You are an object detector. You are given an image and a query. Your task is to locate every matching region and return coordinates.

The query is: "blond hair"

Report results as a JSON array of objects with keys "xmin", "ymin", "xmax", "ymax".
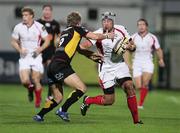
[
  {"xmin": 21, "ymin": 7, "xmax": 35, "ymax": 18},
  {"xmin": 67, "ymin": 12, "xmax": 81, "ymax": 26}
]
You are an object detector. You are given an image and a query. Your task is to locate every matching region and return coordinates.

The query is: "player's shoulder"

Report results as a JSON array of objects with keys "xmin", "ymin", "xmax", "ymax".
[
  {"xmin": 15, "ymin": 22, "xmax": 24, "ymax": 27},
  {"xmin": 34, "ymin": 21, "xmax": 44, "ymax": 27},
  {"xmin": 52, "ymin": 19, "xmax": 59, "ymax": 25},
  {"xmin": 114, "ymin": 25, "xmax": 126, "ymax": 30},
  {"xmin": 36, "ymin": 18, "xmax": 44, "ymax": 24},
  {"xmin": 13, "ymin": 22, "xmax": 24, "ymax": 30},
  {"xmin": 148, "ymin": 32, "xmax": 157, "ymax": 38},
  {"xmin": 34, "ymin": 21, "xmax": 47, "ymax": 32},
  {"xmin": 131, "ymin": 32, "xmax": 138, "ymax": 38}
]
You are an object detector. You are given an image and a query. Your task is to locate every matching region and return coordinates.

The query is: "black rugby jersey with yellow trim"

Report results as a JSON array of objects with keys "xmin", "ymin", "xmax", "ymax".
[
  {"xmin": 37, "ymin": 19, "xmax": 60, "ymax": 50},
  {"xmin": 54, "ymin": 26, "xmax": 88, "ymax": 64}
]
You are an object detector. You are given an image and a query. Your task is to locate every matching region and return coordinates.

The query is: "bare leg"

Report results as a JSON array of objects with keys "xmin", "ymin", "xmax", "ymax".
[
  {"xmin": 31, "ymin": 70, "xmax": 43, "ymax": 107},
  {"xmin": 60, "ymin": 73, "xmax": 86, "ymax": 112}
]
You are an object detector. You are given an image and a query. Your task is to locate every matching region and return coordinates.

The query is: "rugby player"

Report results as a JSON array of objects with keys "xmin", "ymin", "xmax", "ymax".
[
  {"xmin": 131, "ymin": 19, "xmax": 165, "ymax": 109},
  {"xmin": 80, "ymin": 12, "xmax": 143, "ymax": 124},
  {"xmin": 33, "ymin": 11, "xmax": 114, "ymax": 122},
  {"xmin": 11, "ymin": 7, "xmax": 50, "ymax": 107},
  {"xmin": 37, "ymin": 4, "xmax": 60, "ymax": 97}
]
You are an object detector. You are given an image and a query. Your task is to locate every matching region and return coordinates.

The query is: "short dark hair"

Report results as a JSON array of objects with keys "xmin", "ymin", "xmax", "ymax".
[
  {"xmin": 67, "ymin": 12, "xmax": 81, "ymax": 26},
  {"xmin": 21, "ymin": 7, "xmax": 34, "ymax": 18},
  {"xmin": 42, "ymin": 4, "xmax": 53, "ymax": 10},
  {"xmin": 137, "ymin": 18, "xmax": 148, "ymax": 26}
]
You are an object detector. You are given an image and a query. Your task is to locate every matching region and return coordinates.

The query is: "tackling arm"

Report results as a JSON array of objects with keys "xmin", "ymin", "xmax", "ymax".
[
  {"xmin": 86, "ymin": 31, "xmax": 114, "ymax": 40},
  {"xmin": 77, "ymin": 40, "xmax": 103, "ymax": 64}
]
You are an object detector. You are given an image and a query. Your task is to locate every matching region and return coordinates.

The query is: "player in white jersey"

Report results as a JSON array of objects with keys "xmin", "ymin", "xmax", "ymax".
[
  {"xmin": 131, "ymin": 18, "xmax": 165, "ymax": 109},
  {"xmin": 80, "ymin": 12, "xmax": 143, "ymax": 124},
  {"xmin": 11, "ymin": 7, "xmax": 50, "ymax": 107}
]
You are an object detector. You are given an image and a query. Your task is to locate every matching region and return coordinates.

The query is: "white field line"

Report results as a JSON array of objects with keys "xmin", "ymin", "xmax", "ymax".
[{"xmin": 167, "ymin": 96, "xmax": 180, "ymax": 104}]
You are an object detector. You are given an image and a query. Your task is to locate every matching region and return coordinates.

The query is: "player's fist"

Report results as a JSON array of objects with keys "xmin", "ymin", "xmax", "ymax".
[
  {"xmin": 159, "ymin": 59, "xmax": 165, "ymax": 67},
  {"xmin": 20, "ymin": 48, "xmax": 28, "ymax": 57},
  {"xmin": 105, "ymin": 32, "xmax": 115, "ymax": 39}
]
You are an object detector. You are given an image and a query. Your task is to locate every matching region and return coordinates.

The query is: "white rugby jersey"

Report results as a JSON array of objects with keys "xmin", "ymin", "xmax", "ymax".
[
  {"xmin": 12, "ymin": 21, "xmax": 48, "ymax": 57},
  {"xmin": 131, "ymin": 32, "xmax": 160, "ymax": 61},
  {"xmin": 90, "ymin": 25, "xmax": 131, "ymax": 71}
]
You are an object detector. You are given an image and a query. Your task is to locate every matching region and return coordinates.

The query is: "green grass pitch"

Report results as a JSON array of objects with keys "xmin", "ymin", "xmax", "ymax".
[{"xmin": 0, "ymin": 84, "xmax": 180, "ymax": 133}]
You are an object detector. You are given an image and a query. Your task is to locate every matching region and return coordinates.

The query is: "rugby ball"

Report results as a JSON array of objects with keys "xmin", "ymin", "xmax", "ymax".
[{"xmin": 111, "ymin": 37, "xmax": 128, "ymax": 63}]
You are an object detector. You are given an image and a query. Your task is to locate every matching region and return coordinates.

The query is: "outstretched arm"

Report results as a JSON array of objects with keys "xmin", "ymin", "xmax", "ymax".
[
  {"xmin": 85, "ymin": 31, "xmax": 114, "ymax": 40},
  {"xmin": 77, "ymin": 41, "xmax": 103, "ymax": 64}
]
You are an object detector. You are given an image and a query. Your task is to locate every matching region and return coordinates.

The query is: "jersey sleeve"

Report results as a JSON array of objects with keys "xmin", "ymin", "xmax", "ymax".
[
  {"xmin": 76, "ymin": 26, "xmax": 89, "ymax": 37},
  {"xmin": 55, "ymin": 22, "xmax": 60, "ymax": 34},
  {"xmin": 152, "ymin": 35, "xmax": 160, "ymax": 49},
  {"xmin": 12, "ymin": 25, "xmax": 19, "ymax": 40},
  {"xmin": 40, "ymin": 25, "xmax": 48, "ymax": 38}
]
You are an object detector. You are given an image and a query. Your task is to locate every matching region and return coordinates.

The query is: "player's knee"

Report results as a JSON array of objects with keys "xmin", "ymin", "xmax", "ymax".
[
  {"xmin": 123, "ymin": 81, "xmax": 135, "ymax": 96},
  {"xmin": 142, "ymin": 83, "xmax": 149, "ymax": 88},
  {"xmin": 32, "ymin": 77, "xmax": 39, "ymax": 83},
  {"xmin": 21, "ymin": 79, "xmax": 30, "ymax": 86},
  {"xmin": 77, "ymin": 85, "xmax": 87, "ymax": 93},
  {"xmin": 104, "ymin": 96, "xmax": 115, "ymax": 105},
  {"xmin": 136, "ymin": 84, "xmax": 141, "ymax": 89}
]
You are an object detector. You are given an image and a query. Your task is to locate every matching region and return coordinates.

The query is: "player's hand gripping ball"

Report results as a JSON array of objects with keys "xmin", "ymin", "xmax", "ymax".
[{"xmin": 111, "ymin": 37, "xmax": 129, "ymax": 63}]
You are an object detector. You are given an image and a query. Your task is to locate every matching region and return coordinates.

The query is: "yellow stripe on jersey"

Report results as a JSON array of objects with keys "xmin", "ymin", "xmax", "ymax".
[{"xmin": 65, "ymin": 31, "xmax": 81, "ymax": 58}]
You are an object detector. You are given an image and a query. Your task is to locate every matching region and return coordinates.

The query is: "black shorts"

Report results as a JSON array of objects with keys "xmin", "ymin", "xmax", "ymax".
[
  {"xmin": 102, "ymin": 77, "xmax": 132, "ymax": 95},
  {"xmin": 116, "ymin": 77, "xmax": 132, "ymax": 87},
  {"xmin": 47, "ymin": 60, "xmax": 75, "ymax": 85},
  {"xmin": 42, "ymin": 46, "xmax": 55, "ymax": 63}
]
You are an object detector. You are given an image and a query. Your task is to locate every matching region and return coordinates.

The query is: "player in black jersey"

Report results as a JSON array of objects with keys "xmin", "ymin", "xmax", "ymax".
[
  {"xmin": 37, "ymin": 4, "xmax": 60, "ymax": 97},
  {"xmin": 33, "ymin": 11, "xmax": 114, "ymax": 122}
]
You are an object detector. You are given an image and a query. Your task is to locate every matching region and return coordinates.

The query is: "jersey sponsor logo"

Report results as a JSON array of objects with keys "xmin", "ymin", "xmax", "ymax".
[
  {"xmin": 45, "ymin": 23, "xmax": 51, "ymax": 27},
  {"xmin": 55, "ymin": 72, "xmax": 64, "ymax": 80}
]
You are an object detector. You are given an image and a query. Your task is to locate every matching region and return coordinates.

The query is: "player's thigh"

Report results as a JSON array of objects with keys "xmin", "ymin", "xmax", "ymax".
[
  {"xmin": 133, "ymin": 61, "xmax": 142, "ymax": 78},
  {"xmin": 142, "ymin": 72, "xmax": 153, "ymax": 86},
  {"xmin": 31, "ymin": 70, "xmax": 42, "ymax": 83},
  {"xmin": 134, "ymin": 76, "xmax": 142, "ymax": 89},
  {"xmin": 64, "ymin": 73, "xmax": 87, "ymax": 93},
  {"xmin": 19, "ymin": 69, "xmax": 31, "ymax": 83}
]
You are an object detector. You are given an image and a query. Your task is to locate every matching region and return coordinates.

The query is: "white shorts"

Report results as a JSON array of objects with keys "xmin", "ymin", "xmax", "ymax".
[
  {"xmin": 99, "ymin": 62, "xmax": 131, "ymax": 89},
  {"xmin": 19, "ymin": 55, "xmax": 44, "ymax": 73},
  {"xmin": 133, "ymin": 60, "xmax": 154, "ymax": 77}
]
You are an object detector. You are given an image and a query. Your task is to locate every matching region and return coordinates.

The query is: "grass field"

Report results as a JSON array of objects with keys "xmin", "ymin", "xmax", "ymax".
[{"xmin": 0, "ymin": 84, "xmax": 180, "ymax": 133}]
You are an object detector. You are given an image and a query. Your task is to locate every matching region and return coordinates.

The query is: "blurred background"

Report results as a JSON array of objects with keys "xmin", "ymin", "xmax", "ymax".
[{"xmin": 0, "ymin": 0, "xmax": 180, "ymax": 90}]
